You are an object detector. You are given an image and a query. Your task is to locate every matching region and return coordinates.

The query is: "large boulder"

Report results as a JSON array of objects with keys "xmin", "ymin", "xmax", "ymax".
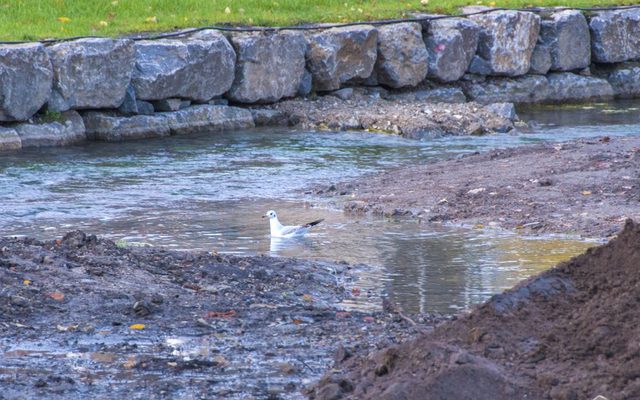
[
  {"xmin": 545, "ymin": 73, "xmax": 614, "ymax": 102},
  {"xmin": 590, "ymin": 9, "xmax": 640, "ymax": 63},
  {"xmin": 469, "ymin": 11, "xmax": 540, "ymax": 76},
  {"xmin": 307, "ymin": 25, "xmax": 378, "ymax": 91},
  {"xmin": 461, "ymin": 75, "xmax": 550, "ymax": 103},
  {"xmin": 539, "ymin": 10, "xmax": 590, "ymax": 71},
  {"xmin": 0, "ymin": 43, "xmax": 52, "ymax": 122},
  {"xmin": 374, "ymin": 23, "xmax": 428, "ymax": 88},
  {"xmin": 227, "ymin": 31, "xmax": 307, "ymax": 103},
  {"xmin": 160, "ymin": 105, "xmax": 255, "ymax": 135},
  {"xmin": 425, "ymin": 18, "xmax": 479, "ymax": 82},
  {"xmin": 15, "ymin": 111, "xmax": 86, "ymax": 148},
  {"xmin": 47, "ymin": 38, "xmax": 135, "ymax": 112},
  {"xmin": 82, "ymin": 112, "xmax": 171, "ymax": 141},
  {"xmin": 0, "ymin": 127, "xmax": 21, "ymax": 151},
  {"xmin": 132, "ymin": 31, "xmax": 236, "ymax": 102}
]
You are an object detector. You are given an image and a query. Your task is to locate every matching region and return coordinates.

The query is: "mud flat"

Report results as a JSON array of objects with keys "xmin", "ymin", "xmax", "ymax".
[
  {"xmin": 318, "ymin": 136, "xmax": 640, "ymax": 238},
  {"xmin": 310, "ymin": 219, "xmax": 640, "ymax": 399},
  {"xmin": 0, "ymin": 231, "xmax": 442, "ymax": 399}
]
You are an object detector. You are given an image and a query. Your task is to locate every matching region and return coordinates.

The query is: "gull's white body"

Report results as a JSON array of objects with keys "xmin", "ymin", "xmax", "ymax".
[{"xmin": 264, "ymin": 210, "xmax": 323, "ymax": 238}]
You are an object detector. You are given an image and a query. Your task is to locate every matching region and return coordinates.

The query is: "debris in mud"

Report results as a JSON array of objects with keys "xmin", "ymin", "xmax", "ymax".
[
  {"xmin": 310, "ymin": 220, "xmax": 640, "ymax": 399},
  {"xmin": 265, "ymin": 89, "xmax": 514, "ymax": 138},
  {"xmin": 0, "ymin": 231, "xmax": 439, "ymax": 399}
]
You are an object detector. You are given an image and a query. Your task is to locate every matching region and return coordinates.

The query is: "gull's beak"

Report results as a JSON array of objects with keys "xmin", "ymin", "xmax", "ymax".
[{"xmin": 262, "ymin": 215, "xmax": 267, "ymax": 219}]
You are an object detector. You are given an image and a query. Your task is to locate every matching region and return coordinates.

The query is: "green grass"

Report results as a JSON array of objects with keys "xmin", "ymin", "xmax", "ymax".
[{"xmin": 0, "ymin": 0, "xmax": 639, "ymax": 41}]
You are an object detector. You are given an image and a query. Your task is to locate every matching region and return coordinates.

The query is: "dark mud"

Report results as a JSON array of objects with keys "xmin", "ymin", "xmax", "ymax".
[
  {"xmin": 0, "ymin": 231, "xmax": 442, "ymax": 399},
  {"xmin": 310, "ymin": 219, "xmax": 640, "ymax": 400},
  {"xmin": 318, "ymin": 136, "xmax": 640, "ymax": 238}
]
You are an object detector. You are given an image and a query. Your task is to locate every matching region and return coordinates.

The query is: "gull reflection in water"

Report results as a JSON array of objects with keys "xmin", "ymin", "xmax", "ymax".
[{"xmin": 269, "ymin": 236, "xmax": 316, "ymax": 256}]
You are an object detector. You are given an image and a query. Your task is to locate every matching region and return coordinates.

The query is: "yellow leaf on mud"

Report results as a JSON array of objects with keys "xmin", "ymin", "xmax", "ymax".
[
  {"xmin": 302, "ymin": 294, "xmax": 313, "ymax": 302},
  {"xmin": 582, "ymin": 190, "xmax": 592, "ymax": 196},
  {"xmin": 48, "ymin": 292, "xmax": 65, "ymax": 301},
  {"xmin": 23, "ymin": 279, "xmax": 31, "ymax": 285},
  {"xmin": 129, "ymin": 323, "xmax": 146, "ymax": 330}
]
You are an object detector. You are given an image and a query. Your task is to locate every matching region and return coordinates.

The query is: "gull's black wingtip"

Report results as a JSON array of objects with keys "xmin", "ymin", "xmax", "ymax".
[{"xmin": 305, "ymin": 218, "xmax": 324, "ymax": 227}]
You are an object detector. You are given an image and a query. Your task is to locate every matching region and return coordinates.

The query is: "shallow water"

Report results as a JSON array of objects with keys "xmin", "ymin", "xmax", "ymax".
[{"xmin": 1, "ymin": 100, "xmax": 638, "ymax": 313}]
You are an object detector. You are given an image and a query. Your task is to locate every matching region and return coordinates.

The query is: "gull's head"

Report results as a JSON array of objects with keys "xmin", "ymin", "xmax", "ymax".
[{"xmin": 263, "ymin": 210, "xmax": 277, "ymax": 220}]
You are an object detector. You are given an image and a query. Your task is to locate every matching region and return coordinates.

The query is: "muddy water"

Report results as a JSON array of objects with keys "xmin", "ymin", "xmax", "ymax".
[{"xmin": 1, "ymin": 100, "xmax": 638, "ymax": 313}]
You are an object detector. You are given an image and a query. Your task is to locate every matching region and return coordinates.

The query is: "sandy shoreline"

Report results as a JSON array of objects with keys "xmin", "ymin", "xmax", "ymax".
[{"xmin": 316, "ymin": 135, "xmax": 640, "ymax": 238}]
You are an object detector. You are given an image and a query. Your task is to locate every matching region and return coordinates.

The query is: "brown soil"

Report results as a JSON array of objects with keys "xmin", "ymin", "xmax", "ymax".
[
  {"xmin": 318, "ymin": 136, "xmax": 640, "ymax": 238},
  {"xmin": 0, "ymin": 231, "xmax": 440, "ymax": 399},
  {"xmin": 309, "ymin": 219, "xmax": 640, "ymax": 400},
  {"xmin": 268, "ymin": 90, "xmax": 513, "ymax": 138}
]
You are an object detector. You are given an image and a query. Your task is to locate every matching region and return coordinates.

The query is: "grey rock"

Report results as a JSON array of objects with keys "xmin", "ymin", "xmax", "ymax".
[
  {"xmin": 470, "ymin": 11, "xmax": 540, "ymax": 76},
  {"xmin": 600, "ymin": 62, "xmax": 640, "ymax": 98},
  {"xmin": 161, "ymin": 105, "xmax": 255, "ymax": 135},
  {"xmin": 307, "ymin": 25, "xmax": 378, "ymax": 91},
  {"xmin": 133, "ymin": 31, "xmax": 236, "ymax": 101},
  {"xmin": 425, "ymin": 18, "xmax": 480, "ymax": 82},
  {"xmin": 227, "ymin": 31, "xmax": 307, "ymax": 103},
  {"xmin": 152, "ymin": 98, "xmax": 183, "ymax": 112},
  {"xmin": 462, "ymin": 75, "xmax": 550, "ymax": 103},
  {"xmin": 539, "ymin": 10, "xmax": 590, "ymax": 71},
  {"xmin": 118, "ymin": 85, "xmax": 156, "ymax": 115},
  {"xmin": 208, "ymin": 98, "xmax": 229, "ymax": 106},
  {"xmin": 546, "ymin": 72, "xmax": 614, "ymax": 102},
  {"xmin": 485, "ymin": 102, "xmax": 518, "ymax": 121},
  {"xmin": 416, "ymin": 87, "xmax": 467, "ymax": 103},
  {"xmin": 297, "ymin": 68, "xmax": 313, "ymax": 97},
  {"xmin": 329, "ymin": 88, "xmax": 354, "ymax": 100},
  {"xmin": 251, "ymin": 109, "xmax": 289, "ymax": 127},
  {"xmin": 528, "ymin": 43, "xmax": 551, "ymax": 74},
  {"xmin": 118, "ymin": 84, "xmax": 139, "ymax": 114},
  {"xmin": 0, "ymin": 43, "xmax": 53, "ymax": 122},
  {"xmin": 0, "ymin": 127, "xmax": 21, "ymax": 151},
  {"xmin": 47, "ymin": 38, "xmax": 135, "ymax": 112},
  {"xmin": 468, "ymin": 55, "xmax": 493, "ymax": 75},
  {"xmin": 590, "ymin": 9, "xmax": 640, "ymax": 63},
  {"xmin": 82, "ymin": 112, "xmax": 171, "ymax": 141},
  {"xmin": 136, "ymin": 100, "xmax": 155, "ymax": 115},
  {"xmin": 375, "ymin": 23, "xmax": 428, "ymax": 88},
  {"xmin": 15, "ymin": 111, "xmax": 86, "ymax": 147}
]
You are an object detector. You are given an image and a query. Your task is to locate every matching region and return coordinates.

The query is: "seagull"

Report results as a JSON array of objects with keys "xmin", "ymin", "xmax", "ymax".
[{"xmin": 263, "ymin": 210, "xmax": 324, "ymax": 238}]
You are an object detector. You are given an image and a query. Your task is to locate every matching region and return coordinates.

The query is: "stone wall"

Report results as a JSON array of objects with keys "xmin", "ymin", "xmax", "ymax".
[{"xmin": 1, "ymin": 7, "xmax": 640, "ymax": 151}]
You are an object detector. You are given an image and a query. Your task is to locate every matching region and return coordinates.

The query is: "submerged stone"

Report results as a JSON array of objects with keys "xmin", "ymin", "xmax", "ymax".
[
  {"xmin": 15, "ymin": 111, "xmax": 86, "ymax": 148},
  {"xmin": 160, "ymin": 105, "xmax": 255, "ymax": 135},
  {"xmin": 82, "ymin": 112, "xmax": 171, "ymax": 141},
  {"xmin": 0, "ymin": 127, "xmax": 21, "ymax": 151}
]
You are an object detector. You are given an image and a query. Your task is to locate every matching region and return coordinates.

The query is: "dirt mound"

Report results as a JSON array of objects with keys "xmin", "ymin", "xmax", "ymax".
[{"xmin": 310, "ymin": 220, "xmax": 640, "ymax": 399}]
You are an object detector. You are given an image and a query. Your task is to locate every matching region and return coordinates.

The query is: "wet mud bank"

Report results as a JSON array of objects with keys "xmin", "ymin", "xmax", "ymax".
[
  {"xmin": 318, "ymin": 136, "xmax": 640, "ymax": 238},
  {"xmin": 310, "ymin": 219, "xmax": 640, "ymax": 400},
  {"xmin": 0, "ymin": 231, "xmax": 441, "ymax": 399}
]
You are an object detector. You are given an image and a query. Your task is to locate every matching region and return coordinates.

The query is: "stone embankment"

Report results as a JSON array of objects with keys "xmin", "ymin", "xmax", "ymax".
[{"xmin": 1, "ymin": 7, "xmax": 640, "ymax": 151}]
